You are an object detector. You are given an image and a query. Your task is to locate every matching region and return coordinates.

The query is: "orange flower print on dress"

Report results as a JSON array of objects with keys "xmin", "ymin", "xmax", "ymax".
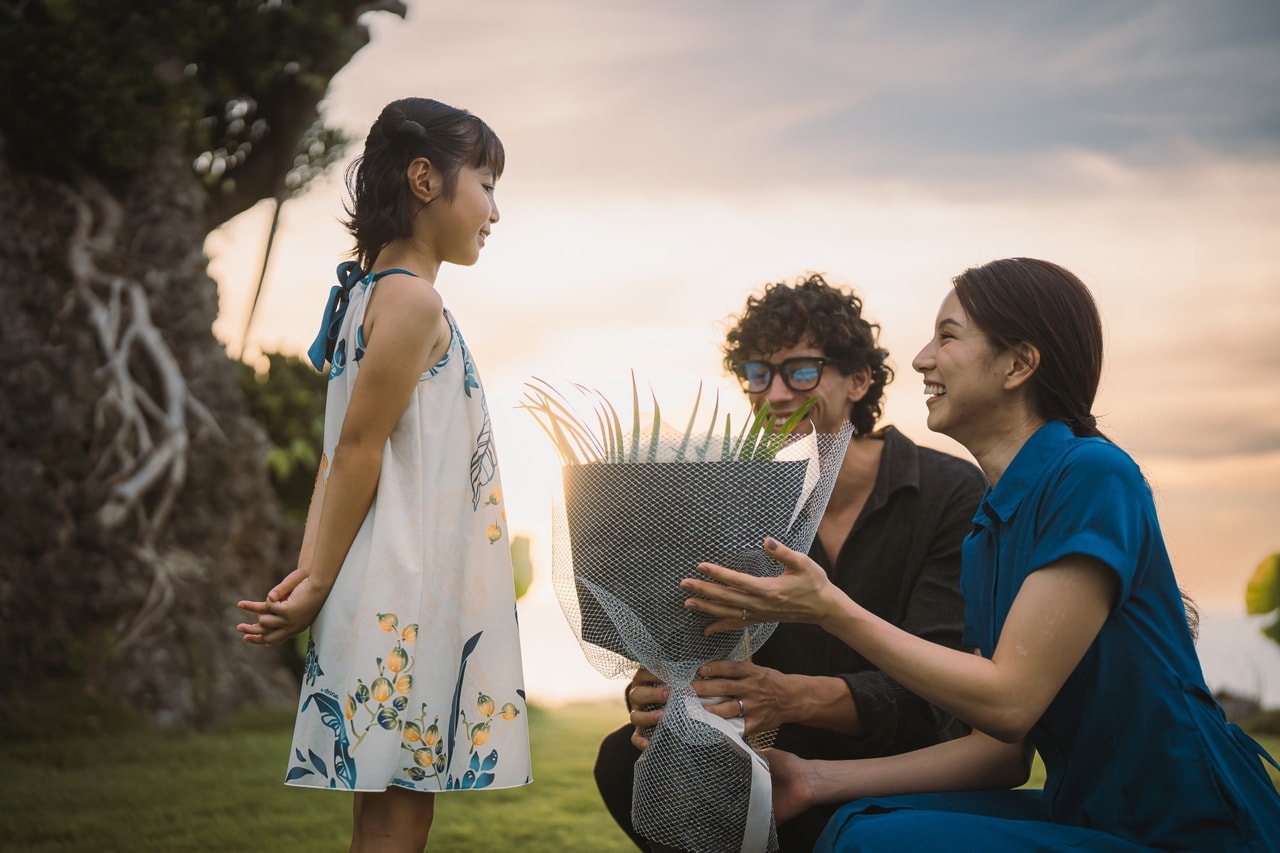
[{"xmin": 298, "ymin": 615, "xmax": 523, "ymax": 791}]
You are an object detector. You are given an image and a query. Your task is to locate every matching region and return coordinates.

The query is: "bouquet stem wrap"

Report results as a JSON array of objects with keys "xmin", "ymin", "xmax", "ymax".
[{"xmin": 552, "ymin": 424, "xmax": 853, "ymax": 853}]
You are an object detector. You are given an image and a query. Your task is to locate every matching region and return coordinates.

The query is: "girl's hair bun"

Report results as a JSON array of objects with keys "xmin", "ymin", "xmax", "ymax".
[{"xmin": 395, "ymin": 119, "xmax": 428, "ymax": 141}]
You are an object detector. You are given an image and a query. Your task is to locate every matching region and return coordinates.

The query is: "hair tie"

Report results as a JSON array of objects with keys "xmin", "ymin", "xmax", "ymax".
[
  {"xmin": 1069, "ymin": 413, "xmax": 1098, "ymax": 434},
  {"xmin": 395, "ymin": 119, "xmax": 428, "ymax": 142}
]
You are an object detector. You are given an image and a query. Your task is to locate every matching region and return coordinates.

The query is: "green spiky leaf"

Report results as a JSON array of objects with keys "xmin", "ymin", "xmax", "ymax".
[{"xmin": 521, "ymin": 377, "xmax": 821, "ymax": 465}]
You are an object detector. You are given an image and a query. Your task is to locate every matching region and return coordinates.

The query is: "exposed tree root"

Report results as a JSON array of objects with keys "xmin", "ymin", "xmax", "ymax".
[{"xmin": 63, "ymin": 175, "xmax": 223, "ymax": 653}]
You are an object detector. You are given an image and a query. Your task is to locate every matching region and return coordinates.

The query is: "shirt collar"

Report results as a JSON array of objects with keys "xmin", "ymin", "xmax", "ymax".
[
  {"xmin": 979, "ymin": 420, "xmax": 1073, "ymax": 525},
  {"xmin": 865, "ymin": 425, "xmax": 919, "ymax": 514}
]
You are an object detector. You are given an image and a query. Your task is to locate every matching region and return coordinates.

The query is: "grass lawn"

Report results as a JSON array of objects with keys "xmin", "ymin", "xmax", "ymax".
[
  {"xmin": 0, "ymin": 695, "xmax": 1276, "ymax": 852},
  {"xmin": 0, "ymin": 699, "xmax": 638, "ymax": 853}
]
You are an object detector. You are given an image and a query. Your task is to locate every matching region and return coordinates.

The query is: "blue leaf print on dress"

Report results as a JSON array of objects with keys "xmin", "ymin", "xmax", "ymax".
[
  {"xmin": 286, "ymin": 745, "xmax": 330, "ymax": 784},
  {"xmin": 302, "ymin": 636, "xmax": 324, "ymax": 686},
  {"xmin": 458, "ymin": 330, "xmax": 480, "ymax": 398},
  {"xmin": 354, "ymin": 324, "xmax": 367, "ymax": 364},
  {"xmin": 470, "ymin": 395, "xmax": 497, "ymax": 510},
  {"xmin": 301, "ymin": 692, "xmax": 358, "ymax": 789},
  {"xmin": 328, "ymin": 338, "xmax": 348, "ymax": 381},
  {"xmin": 445, "ymin": 631, "xmax": 483, "ymax": 784},
  {"xmin": 308, "ymin": 749, "xmax": 328, "ymax": 779},
  {"xmin": 451, "ymin": 750, "xmax": 499, "ymax": 789}
]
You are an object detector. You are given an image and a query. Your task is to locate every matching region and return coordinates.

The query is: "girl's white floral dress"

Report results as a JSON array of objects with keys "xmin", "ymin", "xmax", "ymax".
[{"xmin": 287, "ymin": 267, "xmax": 531, "ymax": 793}]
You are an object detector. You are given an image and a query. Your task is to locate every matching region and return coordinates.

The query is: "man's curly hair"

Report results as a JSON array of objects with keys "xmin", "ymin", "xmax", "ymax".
[{"xmin": 722, "ymin": 273, "xmax": 893, "ymax": 436}]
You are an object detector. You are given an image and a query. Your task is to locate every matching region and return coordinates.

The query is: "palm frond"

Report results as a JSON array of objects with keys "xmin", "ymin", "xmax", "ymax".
[
  {"xmin": 647, "ymin": 389, "xmax": 662, "ymax": 463},
  {"xmin": 676, "ymin": 381, "xmax": 703, "ymax": 462},
  {"xmin": 521, "ymin": 377, "xmax": 818, "ymax": 465}
]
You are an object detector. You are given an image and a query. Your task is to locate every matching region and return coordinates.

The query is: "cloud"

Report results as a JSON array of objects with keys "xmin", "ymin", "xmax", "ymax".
[
  {"xmin": 1108, "ymin": 309, "xmax": 1280, "ymax": 459},
  {"xmin": 756, "ymin": 2, "xmax": 1280, "ymax": 186},
  {"xmin": 330, "ymin": 0, "xmax": 1280, "ymax": 198}
]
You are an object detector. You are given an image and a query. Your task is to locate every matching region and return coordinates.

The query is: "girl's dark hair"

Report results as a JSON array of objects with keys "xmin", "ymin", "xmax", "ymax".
[
  {"xmin": 343, "ymin": 97, "xmax": 504, "ymax": 270},
  {"xmin": 952, "ymin": 258, "xmax": 1105, "ymax": 440},
  {"xmin": 723, "ymin": 273, "xmax": 893, "ymax": 436}
]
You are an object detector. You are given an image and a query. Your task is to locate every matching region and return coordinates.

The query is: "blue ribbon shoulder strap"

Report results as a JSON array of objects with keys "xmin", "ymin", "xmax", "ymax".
[
  {"xmin": 306, "ymin": 263, "xmax": 419, "ymax": 371},
  {"xmin": 307, "ymin": 261, "xmax": 366, "ymax": 372}
]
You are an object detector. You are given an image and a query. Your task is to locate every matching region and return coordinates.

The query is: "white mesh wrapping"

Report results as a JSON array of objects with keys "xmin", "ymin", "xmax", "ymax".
[{"xmin": 551, "ymin": 424, "xmax": 852, "ymax": 853}]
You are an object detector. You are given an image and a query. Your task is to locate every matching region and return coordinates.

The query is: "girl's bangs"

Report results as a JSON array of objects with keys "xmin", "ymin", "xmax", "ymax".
[{"xmin": 470, "ymin": 119, "xmax": 505, "ymax": 178}]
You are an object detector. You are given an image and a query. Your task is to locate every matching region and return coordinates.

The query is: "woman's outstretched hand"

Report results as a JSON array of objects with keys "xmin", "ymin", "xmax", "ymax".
[{"xmin": 681, "ymin": 537, "xmax": 840, "ymax": 635}]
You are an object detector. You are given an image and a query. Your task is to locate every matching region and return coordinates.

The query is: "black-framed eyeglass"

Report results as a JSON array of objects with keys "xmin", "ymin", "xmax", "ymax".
[{"xmin": 734, "ymin": 357, "xmax": 828, "ymax": 393}]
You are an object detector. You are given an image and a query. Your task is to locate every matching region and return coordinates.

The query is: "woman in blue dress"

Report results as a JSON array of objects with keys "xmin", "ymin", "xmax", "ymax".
[{"xmin": 682, "ymin": 258, "xmax": 1280, "ymax": 851}]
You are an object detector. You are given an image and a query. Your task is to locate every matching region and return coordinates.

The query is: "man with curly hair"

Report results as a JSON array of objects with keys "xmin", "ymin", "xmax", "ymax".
[{"xmin": 593, "ymin": 274, "xmax": 988, "ymax": 851}]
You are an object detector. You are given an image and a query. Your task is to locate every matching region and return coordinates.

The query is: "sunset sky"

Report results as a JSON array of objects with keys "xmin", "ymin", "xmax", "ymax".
[{"xmin": 209, "ymin": 0, "xmax": 1280, "ymax": 686}]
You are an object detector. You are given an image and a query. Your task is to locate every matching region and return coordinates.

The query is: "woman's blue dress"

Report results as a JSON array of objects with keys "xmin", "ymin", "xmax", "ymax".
[{"xmin": 817, "ymin": 422, "xmax": 1280, "ymax": 851}]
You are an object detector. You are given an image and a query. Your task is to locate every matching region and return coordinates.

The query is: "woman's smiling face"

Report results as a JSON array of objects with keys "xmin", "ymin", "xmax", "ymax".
[{"xmin": 911, "ymin": 290, "xmax": 1009, "ymax": 442}]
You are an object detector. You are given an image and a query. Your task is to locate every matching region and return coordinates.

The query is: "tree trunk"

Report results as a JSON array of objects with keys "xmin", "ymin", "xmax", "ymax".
[{"xmin": 0, "ymin": 131, "xmax": 300, "ymax": 727}]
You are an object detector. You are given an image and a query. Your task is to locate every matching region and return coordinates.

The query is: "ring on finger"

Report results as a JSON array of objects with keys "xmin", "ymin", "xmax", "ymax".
[
  {"xmin": 736, "ymin": 698, "xmax": 745, "ymax": 718},
  {"xmin": 741, "ymin": 608, "xmax": 748, "ymax": 621}
]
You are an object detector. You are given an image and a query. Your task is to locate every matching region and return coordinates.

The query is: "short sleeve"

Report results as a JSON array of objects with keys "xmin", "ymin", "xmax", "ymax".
[{"xmin": 1025, "ymin": 442, "xmax": 1150, "ymax": 608}]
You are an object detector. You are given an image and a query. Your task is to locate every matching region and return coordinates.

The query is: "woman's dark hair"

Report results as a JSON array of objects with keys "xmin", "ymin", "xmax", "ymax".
[
  {"xmin": 343, "ymin": 97, "xmax": 504, "ymax": 271},
  {"xmin": 952, "ymin": 258, "xmax": 1105, "ymax": 440},
  {"xmin": 723, "ymin": 273, "xmax": 892, "ymax": 436}
]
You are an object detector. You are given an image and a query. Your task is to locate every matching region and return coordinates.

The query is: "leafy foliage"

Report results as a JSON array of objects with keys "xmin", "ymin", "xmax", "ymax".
[
  {"xmin": 1246, "ymin": 553, "xmax": 1280, "ymax": 647},
  {"xmin": 511, "ymin": 534, "xmax": 534, "ymax": 599},
  {"xmin": 237, "ymin": 353, "xmax": 326, "ymax": 522},
  {"xmin": 0, "ymin": 0, "xmax": 377, "ymax": 222}
]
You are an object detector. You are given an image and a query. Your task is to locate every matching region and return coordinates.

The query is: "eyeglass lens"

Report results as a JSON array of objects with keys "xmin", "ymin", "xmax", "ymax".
[{"xmin": 739, "ymin": 357, "xmax": 825, "ymax": 392}]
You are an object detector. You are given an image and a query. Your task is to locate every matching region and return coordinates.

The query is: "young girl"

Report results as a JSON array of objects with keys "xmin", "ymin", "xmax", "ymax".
[
  {"xmin": 681, "ymin": 258, "xmax": 1280, "ymax": 851},
  {"xmin": 237, "ymin": 97, "xmax": 531, "ymax": 851}
]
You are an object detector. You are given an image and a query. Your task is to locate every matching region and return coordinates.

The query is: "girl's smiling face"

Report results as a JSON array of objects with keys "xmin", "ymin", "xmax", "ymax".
[
  {"xmin": 911, "ymin": 290, "xmax": 1009, "ymax": 442},
  {"xmin": 425, "ymin": 164, "xmax": 499, "ymax": 267},
  {"xmin": 417, "ymin": 159, "xmax": 501, "ymax": 266}
]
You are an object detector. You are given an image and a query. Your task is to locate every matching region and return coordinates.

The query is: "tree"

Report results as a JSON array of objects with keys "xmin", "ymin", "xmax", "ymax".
[
  {"xmin": 0, "ymin": 0, "xmax": 406, "ymax": 727},
  {"xmin": 1246, "ymin": 553, "xmax": 1280, "ymax": 647},
  {"xmin": 237, "ymin": 354, "xmax": 328, "ymax": 523}
]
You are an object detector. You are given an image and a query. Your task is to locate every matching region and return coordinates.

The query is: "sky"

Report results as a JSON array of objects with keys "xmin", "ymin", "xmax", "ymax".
[{"xmin": 207, "ymin": 0, "xmax": 1280, "ymax": 697}]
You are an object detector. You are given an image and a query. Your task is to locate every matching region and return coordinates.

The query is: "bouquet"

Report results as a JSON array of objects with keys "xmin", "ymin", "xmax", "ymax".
[{"xmin": 523, "ymin": 377, "xmax": 851, "ymax": 853}]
